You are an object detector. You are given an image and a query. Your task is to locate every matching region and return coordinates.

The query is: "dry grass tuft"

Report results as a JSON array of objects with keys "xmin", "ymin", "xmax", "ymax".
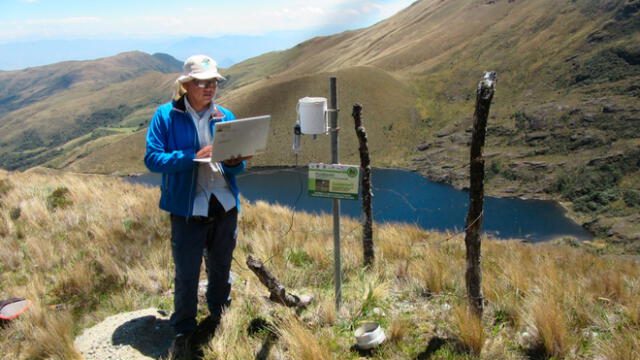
[
  {"xmin": 595, "ymin": 329, "xmax": 640, "ymax": 360},
  {"xmin": 529, "ymin": 294, "xmax": 572, "ymax": 359},
  {"xmin": 275, "ymin": 314, "xmax": 331, "ymax": 360},
  {"xmin": 360, "ymin": 274, "xmax": 390, "ymax": 313},
  {"xmin": 587, "ymin": 269, "xmax": 627, "ymax": 302},
  {"xmin": 16, "ymin": 303, "xmax": 82, "ymax": 360},
  {"xmin": 315, "ymin": 296, "xmax": 337, "ymax": 327},
  {"xmin": 623, "ymin": 294, "xmax": 640, "ymax": 327},
  {"xmin": 409, "ymin": 245, "xmax": 457, "ymax": 295},
  {"xmin": 452, "ymin": 304, "xmax": 485, "ymax": 356},
  {"xmin": 386, "ymin": 316, "xmax": 409, "ymax": 343},
  {"xmin": 205, "ymin": 305, "xmax": 256, "ymax": 360},
  {"xmin": 49, "ymin": 262, "xmax": 97, "ymax": 304}
]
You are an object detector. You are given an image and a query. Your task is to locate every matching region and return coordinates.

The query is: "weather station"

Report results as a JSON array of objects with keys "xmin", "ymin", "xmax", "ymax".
[{"xmin": 292, "ymin": 77, "xmax": 360, "ymax": 310}]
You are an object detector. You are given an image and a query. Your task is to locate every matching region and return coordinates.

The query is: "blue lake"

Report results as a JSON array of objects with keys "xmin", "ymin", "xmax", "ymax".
[{"xmin": 126, "ymin": 167, "xmax": 593, "ymax": 242}]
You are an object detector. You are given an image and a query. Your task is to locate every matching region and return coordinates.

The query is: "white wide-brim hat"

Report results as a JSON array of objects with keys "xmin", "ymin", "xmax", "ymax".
[{"xmin": 176, "ymin": 54, "xmax": 226, "ymax": 84}]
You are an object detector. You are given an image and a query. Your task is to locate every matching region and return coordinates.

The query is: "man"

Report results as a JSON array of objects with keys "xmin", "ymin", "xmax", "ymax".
[{"xmin": 144, "ymin": 55, "xmax": 250, "ymax": 359}]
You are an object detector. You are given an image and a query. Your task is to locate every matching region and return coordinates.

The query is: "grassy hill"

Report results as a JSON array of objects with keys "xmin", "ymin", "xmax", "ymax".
[
  {"xmin": 58, "ymin": 66, "xmax": 418, "ymax": 174},
  {"xmin": 0, "ymin": 0, "xmax": 638, "ymax": 246},
  {"xmin": 0, "ymin": 52, "xmax": 181, "ymax": 171},
  {"xmin": 0, "ymin": 170, "xmax": 638, "ymax": 359}
]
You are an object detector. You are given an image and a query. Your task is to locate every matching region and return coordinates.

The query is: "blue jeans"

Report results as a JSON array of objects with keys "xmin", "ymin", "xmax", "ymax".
[{"xmin": 169, "ymin": 198, "xmax": 238, "ymax": 335}]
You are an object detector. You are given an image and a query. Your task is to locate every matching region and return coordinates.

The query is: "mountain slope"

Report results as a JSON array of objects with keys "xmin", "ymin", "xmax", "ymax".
[
  {"xmin": 1, "ymin": 0, "xmax": 638, "ymax": 246},
  {"xmin": 0, "ymin": 52, "xmax": 181, "ymax": 170},
  {"xmin": 225, "ymin": 0, "xmax": 639, "ymax": 87},
  {"xmin": 0, "ymin": 51, "xmax": 181, "ymax": 112},
  {"xmin": 218, "ymin": 0, "xmax": 640, "ymax": 246},
  {"xmin": 61, "ymin": 65, "xmax": 418, "ymax": 174}
]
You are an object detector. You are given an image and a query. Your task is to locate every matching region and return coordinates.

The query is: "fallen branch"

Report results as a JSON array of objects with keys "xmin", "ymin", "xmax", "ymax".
[{"xmin": 246, "ymin": 254, "xmax": 313, "ymax": 309}]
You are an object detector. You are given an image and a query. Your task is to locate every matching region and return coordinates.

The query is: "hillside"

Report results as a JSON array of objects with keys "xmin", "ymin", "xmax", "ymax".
[
  {"xmin": 221, "ymin": 0, "xmax": 640, "ymax": 248},
  {"xmin": 0, "ymin": 51, "xmax": 181, "ymax": 170},
  {"xmin": 0, "ymin": 170, "xmax": 638, "ymax": 359},
  {"xmin": 0, "ymin": 0, "xmax": 638, "ymax": 247}
]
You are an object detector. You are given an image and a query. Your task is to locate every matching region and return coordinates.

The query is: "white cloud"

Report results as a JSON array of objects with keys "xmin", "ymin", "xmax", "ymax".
[
  {"xmin": 0, "ymin": 0, "xmax": 416, "ymax": 41},
  {"xmin": 133, "ymin": 16, "xmax": 184, "ymax": 26},
  {"xmin": 25, "ymin": 17, "xmax": 102, "ymax": 25}
]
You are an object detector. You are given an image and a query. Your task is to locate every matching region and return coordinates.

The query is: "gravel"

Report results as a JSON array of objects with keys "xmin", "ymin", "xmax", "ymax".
[{"xmin": 74, "ymin": 308, "xmax": 174, "ymax": 360}]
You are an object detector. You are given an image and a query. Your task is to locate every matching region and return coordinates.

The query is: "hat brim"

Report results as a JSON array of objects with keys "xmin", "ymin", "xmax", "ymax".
[{"xmin": 177, "ymin": 72, "xmax": 226, "ymax": 84}]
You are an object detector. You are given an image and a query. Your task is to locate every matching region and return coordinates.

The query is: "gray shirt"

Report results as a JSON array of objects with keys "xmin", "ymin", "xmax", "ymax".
[{"xmin": 185, "ymin": 97, "xmax": 236, "ymax": 216}]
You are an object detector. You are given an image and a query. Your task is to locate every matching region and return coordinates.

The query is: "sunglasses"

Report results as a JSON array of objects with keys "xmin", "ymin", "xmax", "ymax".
[{"xmin": 194, "ymin": 79, "xmax": 217, "ymax": 88}]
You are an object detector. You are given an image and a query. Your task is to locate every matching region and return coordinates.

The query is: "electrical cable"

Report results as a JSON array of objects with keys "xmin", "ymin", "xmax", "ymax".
[{"xmin": 255, "ymin": 153, "xmax": 305, "ymax": 267}]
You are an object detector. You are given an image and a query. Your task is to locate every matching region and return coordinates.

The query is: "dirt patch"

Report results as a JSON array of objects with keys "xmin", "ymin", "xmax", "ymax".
[{"xmin": 74, "ymin": 308, "xmax": 174, "ymax": 360}]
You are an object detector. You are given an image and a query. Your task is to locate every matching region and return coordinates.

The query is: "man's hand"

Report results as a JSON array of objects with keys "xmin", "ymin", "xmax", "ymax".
[
  {"xmin": 196, "ymin": 145, "xmax": 213, "ymax": 159},
  {"xmin": 223, "ymin": 155, "xmax": 253, "ymax": 167}
]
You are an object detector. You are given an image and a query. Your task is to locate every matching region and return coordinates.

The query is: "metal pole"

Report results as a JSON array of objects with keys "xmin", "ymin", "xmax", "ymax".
[{"xmin": 329, "ymin": 76, "xmax": 341, "ymax": 310}]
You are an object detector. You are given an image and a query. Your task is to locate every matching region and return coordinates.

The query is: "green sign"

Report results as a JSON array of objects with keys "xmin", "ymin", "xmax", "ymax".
[{"xmin": 308, "ymin": 163, "xmax": 360, "ymax": 200}]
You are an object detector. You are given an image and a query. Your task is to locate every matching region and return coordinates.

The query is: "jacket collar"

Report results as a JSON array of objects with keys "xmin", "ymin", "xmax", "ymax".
[{"xmin": 172, "ymin": 94, "xmax": 225, "ymax": 120}]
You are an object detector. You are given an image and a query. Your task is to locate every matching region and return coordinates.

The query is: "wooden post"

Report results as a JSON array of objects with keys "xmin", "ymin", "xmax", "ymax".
[
  {"xmin": 464, "ymin": 71, "xmax": 496, "ymax": 317},
  {"xmin": 352, "ymin": 104, "xmax": 374, "ymax": 267},
  {"xmin": 329, "ymin": 77, "xmax": 342, "ymax": 311}
]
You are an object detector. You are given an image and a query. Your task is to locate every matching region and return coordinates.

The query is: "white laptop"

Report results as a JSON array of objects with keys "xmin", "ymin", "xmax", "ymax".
[{"xmin": 194, "ymin": 115, "xmax": 271, "ymax": 163}]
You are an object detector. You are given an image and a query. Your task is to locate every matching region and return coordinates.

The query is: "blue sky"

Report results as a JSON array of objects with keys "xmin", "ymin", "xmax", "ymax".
[{"xmin": 0, "ymin": 0, "xmax": 416, "ymax": 42}]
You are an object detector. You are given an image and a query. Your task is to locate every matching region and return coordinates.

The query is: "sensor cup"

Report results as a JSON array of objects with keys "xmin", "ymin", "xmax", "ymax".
[{"xmin": 354, "ymin": 321, "xmax": 386, "ymax": 350}]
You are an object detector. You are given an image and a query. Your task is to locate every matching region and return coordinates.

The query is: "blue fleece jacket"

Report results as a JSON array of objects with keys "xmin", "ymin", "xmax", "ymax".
[{"xmin": 144, "ymin": 95, "xmax": 245, "ymax": 217}]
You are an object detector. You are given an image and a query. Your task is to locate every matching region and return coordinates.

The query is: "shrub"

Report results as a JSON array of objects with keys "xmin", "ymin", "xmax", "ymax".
[
  {"xmin": 512, "ymin": 111, "xmax": 530, "ymax": 132},
  {"xmin": 622, "ymin": 189, "xmax": 640, "ymax": 208},
  {"xmin": 487, "ymin": 160, "xmax": 519, "ymax": 181},
  {"xmin": 553, "ymin": 151, "xmax": 640, "ymax": 213},
  {"xmin": 573, "ymin": 189, "xmax": 620, "ymax": 213},
  {"xmin": 0, "ymin": 178, "xmax": 12, "ymax": 198},
  {"xmin": 9, "ymin": 207, "xmax": 21, "ymax": 220},
  {"xmin": 46, "ymin": 187, "xmax": 73, "ymax": 211},
  {"xmin": 287, "ymin": 249, "xmax": 313, "ymax": 267},
  {"xmin": 572, "ymin": 48, "xmax": 640, "ymax": 86}
]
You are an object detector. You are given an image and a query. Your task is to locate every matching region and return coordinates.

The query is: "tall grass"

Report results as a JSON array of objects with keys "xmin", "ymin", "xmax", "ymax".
[
  {"xmin": 0, "ymin": 169, "xmax": 169, "ymax": 359},
  {"xmin": 1, "ymin": 169, "xmax": 639, "ymax": 359},
  {"xmin": 275, "ymin": 314, "xmax": 332, "ymax": 360},
  {"xmin": 452, "ymin": 304, "xmax": 485, "ymax": 356},
  {"xmin": 529, "ymin": 294, "xmax": 571, "ymax": 358},
  {"xmin": 596, "ymin": 330, "xmax": 640, "ymax": 360}
]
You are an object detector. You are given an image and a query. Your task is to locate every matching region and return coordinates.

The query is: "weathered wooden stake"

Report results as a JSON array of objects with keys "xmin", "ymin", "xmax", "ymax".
[
  {"xmin": 464, "ymin": 71, "xmax": 496, "ymax": 317},
  {"xmin": 246, "ymin": 254, "xmax": 312, "ymax": 309},
  {"xmin": 352, "ymin": 104, "xmax": 374, "ymax": 267}
]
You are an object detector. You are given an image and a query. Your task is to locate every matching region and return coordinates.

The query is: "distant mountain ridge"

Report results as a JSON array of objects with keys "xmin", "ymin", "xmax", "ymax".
[
  {"xmin": 0, "ymin": 52, "xmax": 181, "ymax": 113},
  {"xmin": 0, "ymin": 0, "xmax": 638, "ymax": 248},
  {"xmin": 0, "ymin": 31, "xmax": 326, "ymax": 71}
]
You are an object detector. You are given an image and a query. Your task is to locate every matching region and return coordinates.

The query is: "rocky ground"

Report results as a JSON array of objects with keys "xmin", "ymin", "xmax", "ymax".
[{"xmin": 74, "ymin": 308, "xmax": 174, "ymax": 360}]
